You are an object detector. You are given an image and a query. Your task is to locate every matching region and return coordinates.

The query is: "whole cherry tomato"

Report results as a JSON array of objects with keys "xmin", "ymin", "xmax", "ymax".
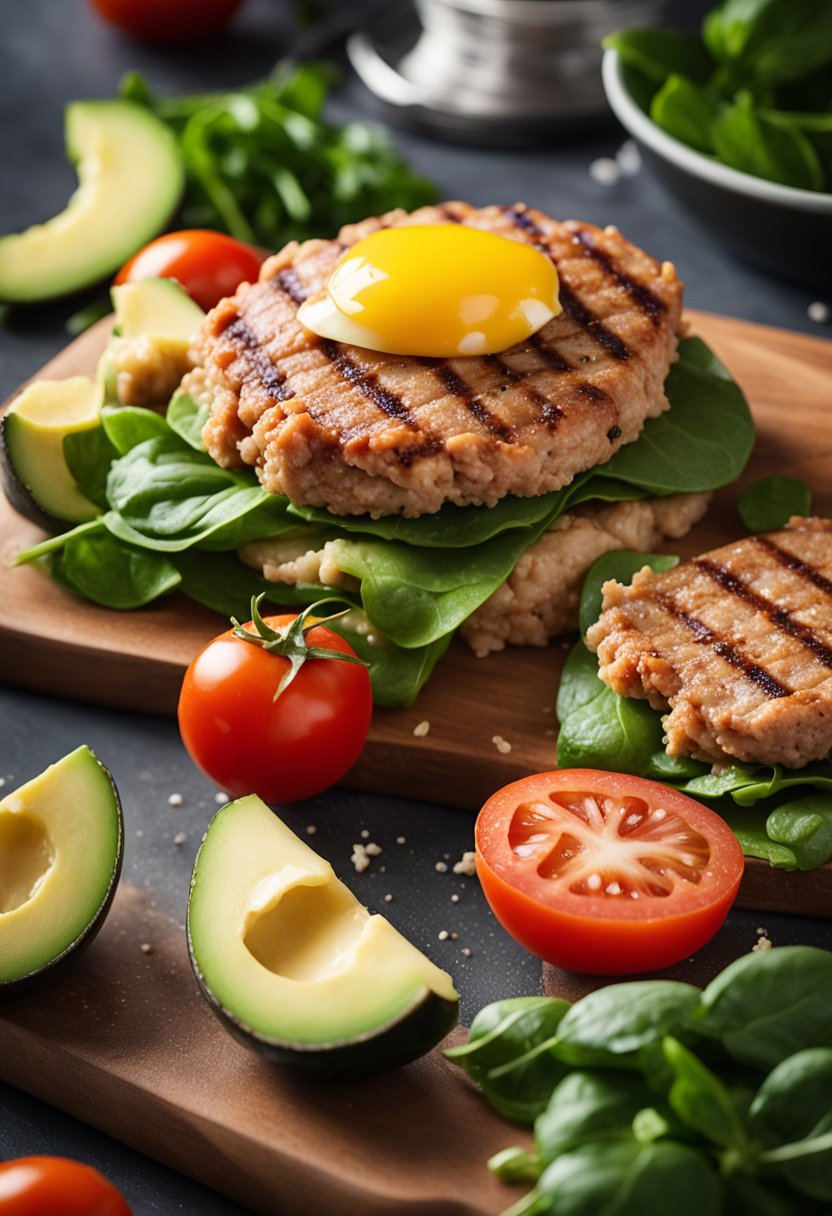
[
  {"xmin": 476, "ymin": 769, "xmax": 743, "ymax": 975},
  {"xmin": 88, "ymin": 0, "xmax": 244, "ymax": 43},
  {"xmin": 114, "ymin": 230, "xmax": 266, "ymax": 312},
  {"xmin": 0, "ymin": 1156, "xmax": 131, "ymax": 1216},
  {"xmin": 178, "ymin": 599, "xmax": 373, "ymax": 803}
]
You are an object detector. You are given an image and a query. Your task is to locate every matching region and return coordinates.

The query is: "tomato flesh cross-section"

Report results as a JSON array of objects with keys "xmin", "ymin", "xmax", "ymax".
[{"xmin": 476, "ymin": 770, "xmax": 744, "ymax": 975}]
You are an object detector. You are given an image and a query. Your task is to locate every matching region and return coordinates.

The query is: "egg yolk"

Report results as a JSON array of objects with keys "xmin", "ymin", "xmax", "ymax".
[{"xmin": 296, "ymin": 224, "xmax": 561, "ymax": 358}]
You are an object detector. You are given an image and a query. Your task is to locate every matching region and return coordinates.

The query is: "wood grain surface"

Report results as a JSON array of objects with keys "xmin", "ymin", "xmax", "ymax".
[
  {"xmin": 2, "ymin": 311, "xmax": 832, "ymax": 915},
  {"xmin": 1, "ymin": 311, "xmax": 832, "ymax": 1214}
]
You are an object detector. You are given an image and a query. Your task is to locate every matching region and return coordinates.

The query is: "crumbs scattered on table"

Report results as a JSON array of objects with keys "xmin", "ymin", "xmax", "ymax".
[
  {"xmin": 492, "ymin": 735, "xmax": 512, "ymax": 754},
  {"xmin": 438, "ymin": 930, "xmax": 449, "ymax": 941},
  {"xmin": 360, "ymin": 828, "xmax": 369, "ymax": 839},
  {"xmin": 140, "ymin": 942, "xmax": 154, "ymax": 955},
  {"xmin": 807, "ymin": 301, "xmax": 830, "ymax": 324},
  {"xmin": 306, "ymin": 824, "xmax": 317, "ymax": 835},
  {"xmin": 383, "ymin": 893, "xmax": 393, "ymax": 903},
  {"xmin": 214, "ymin": 791, "xmax": 228, "ymax": 803},
  {"xmin": 435, "ymin": 861, "xmax": 449, "ymax": 873},
  {"xmin": 453, "ymin": 851, "xmax": 477, "ymax": 876},
  {"xmin": 351, "ymin": 840, "xmax": 382, "ymax": 872},
  {"xmin": 590, "ymin": 157, "xmax": 620, "ymax": 186},
  {"xmin": 753, "ymin": 928, "xmax": 773, "ymax": 952},
  {"xmin": 396, "ymin": 835, "xmax": 406, "ymax": 845},
  {"xmin": 173, "ymin": 831, "xmax": 187, "ymax": 846},
  {"xmin": 168, "ymin": 792, "xmax": 183, "ymax": 807},
  {"xmin": 450, "ymin": 893, "xmax": 460, "ymax": 903},
  {"xmin": 413, "ymin": 720, "xmax": 430, "ymax": 737},
  {"xmin": 461, "ymin": 946, "xmax": 472, "ymax": 958}
]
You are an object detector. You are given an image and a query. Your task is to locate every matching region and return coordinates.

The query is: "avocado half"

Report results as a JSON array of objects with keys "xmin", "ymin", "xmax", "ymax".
[
  {"xmin": 0, "ymin": 375, "xmax": 103, "ymax": 530},
  {"xmin": 0, "ymin": 100, "xmax": 184, "ymax": 302},
  {"xmin": 187, "ymin": 797, "xmax": 460, "ymax": 1074},
  {"xmin": 0, "ymin": 746, "xmax": 124, "ymax": 992}
]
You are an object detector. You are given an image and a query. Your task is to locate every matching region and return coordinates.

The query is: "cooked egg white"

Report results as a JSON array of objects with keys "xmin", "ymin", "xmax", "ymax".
[{"xmin": 296, "ymin": 224, "xmax": 561, "ymax": 358}]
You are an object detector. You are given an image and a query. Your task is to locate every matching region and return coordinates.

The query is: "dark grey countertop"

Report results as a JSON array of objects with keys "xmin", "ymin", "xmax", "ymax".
[{"xmin": 1, "ymin": 2, "xmax": 830, "ymax": 1214}]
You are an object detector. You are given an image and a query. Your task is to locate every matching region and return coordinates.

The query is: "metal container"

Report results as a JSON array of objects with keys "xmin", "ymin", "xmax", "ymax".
[{"xmin": 348, "ymin": 0, "xmax": 668, "ymax": 143}]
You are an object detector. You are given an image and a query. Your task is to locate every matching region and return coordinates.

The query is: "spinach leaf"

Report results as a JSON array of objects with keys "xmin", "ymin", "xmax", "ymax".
[
  {"xmin": 703, "ymin": 0, "xmax": 832, "ymax": 88},
  {"xmin": 662, "ymin": 1035, "xmax": 751, "ymax": 1153},
  {"xmin": 555, "ymin": 981, "xmax": 701, "ymax": 1066},
  {"xmin": 717, "ymin": 806, "xmax": 798, "ymax": 869},
  {"xmin": 712, "ymin": 95, "xmax": 824, "ymax": 190},
  {"xmin": 101, "ymin": 404, "xmax": 172, "ymax": 455},
  {"xmin": 737, "ymin": 475, "xmax": 812, "ymax": 533},
  {"xmin": 555, "ymin": 640, "xmax": 607, "ymax": 724},
  {"xmin": 336, "ymin": 616, "xmax": 452, "ymax": 709},
  {"xmin": 171, "ymin": 547, "xmax": 321, "ymax": 617},
  {"xmin": 534, "ymin": 1071, "xmax": 654, "ymax": 1167},
  {"xmin": 444, "ymin": 997, "xmax": 571, "ymax": 1125},
  {"xmin": 650, "ymin": 75, "xmax": 720, "ymax": 153},
  {"xmin": 765, "ymin": 795, "xmax": 832, "ymax": 870},
  {"xmin": 724, "ymin": 1173, "xmax": 819, "ymax": 1216},
  {"xmin": 603, "ymin": 28, "xmax": 714, "ymax": 84},
  {"xmin": 504, "ymin": 1138, "xmax": 721, "ymax": 1216},
  {"xmin": 696, "ymin": 946, "xmax": 832, "ymax": 1069},
  {"xmin": 556, "ymin": 669, "xmax": 668, "ymax": 776},
  {"xmin": 51, "ymin": 525, "xmax": 181, "ymax": 609},
  {"xmin": 62, "ymin": 424, "xmax": 116, "ymax": 511},
  {"xmin": 750, "ymin": 1048, "xmax": 832, "ymax": 1202},
  {"xmin": 166, "ymin": 389, "xmax": 210, "ymax": 451}
]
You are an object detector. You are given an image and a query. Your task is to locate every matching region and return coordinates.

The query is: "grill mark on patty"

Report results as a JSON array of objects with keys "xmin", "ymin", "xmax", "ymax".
[
  {"xmin": 270, "ymin": 267, "xmax": 309, "ymax": 306},
  {"xmin": 503, "ymin": 204, "xmax": 631, "ymax": 363},
  {"xmin": 756, "ymin": 536, "xmax": 832, "ymax": 599},
  {"xmin": 435, "ymin": 364, "xmax": 512, "ymax": 438},
  {"xmin": 695, "ymin": 558, "xmax": 832, "ymax": 669},
  {"xmin": 657, "ymin": 592, "xmax": 791, "ymax": 698},
  {"xmin": 528, "ymin": 332, "xmax": 572, "ymax": 373},
  {"xmin": 571, "ymin": 228, "xmax": 666, "ymax": 326},
  {"xmin": 224, "ymin": 316, "xmax": 294, "ymax": 403},
  {"xmin": 321, "ymin": 339, "xmax": 418, "ymax": 427},
  {"xmin": 483, "ymin": 353, "xmax": 565, "ymax": 426}
]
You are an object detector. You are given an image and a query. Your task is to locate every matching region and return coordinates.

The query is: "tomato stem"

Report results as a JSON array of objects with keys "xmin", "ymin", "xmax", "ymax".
[{"xmin": 231, "ymin": 594, "xmax": 369, "ymax": 700}]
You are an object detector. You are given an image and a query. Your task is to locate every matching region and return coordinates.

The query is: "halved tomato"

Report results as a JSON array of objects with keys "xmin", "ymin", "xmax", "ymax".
[{"xmin": 475, "ymin": 770, "xmax": 743, "ymax": 975}]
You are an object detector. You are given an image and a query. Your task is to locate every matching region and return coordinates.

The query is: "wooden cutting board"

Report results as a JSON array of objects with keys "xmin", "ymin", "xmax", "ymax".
[{"xmin": 2, "ymin": 310, "xmax": 831, "ymax": 916}]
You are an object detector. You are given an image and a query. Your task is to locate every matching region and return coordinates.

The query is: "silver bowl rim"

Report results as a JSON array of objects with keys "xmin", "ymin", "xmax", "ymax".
[{"xmin": 602, "ymin": 48, "xmax": 832, "ymax": 216}]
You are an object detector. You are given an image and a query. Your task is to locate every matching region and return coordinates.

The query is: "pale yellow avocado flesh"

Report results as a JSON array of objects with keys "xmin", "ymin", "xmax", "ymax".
[
  {"xmin": 112, "ymin": 278, "xmax": 205, "ymax": 343},
  {"xmin": 188, "ymin": 796, "xmax": 458, "ymax": 1046},
  {"xmin": 0, "ymin": 101, "xmax": 184, "ymax": 302},
  {"xmin": 0, "ymin": 746, "xmax": 122, "ymax": 985},
  {"xmin": 3, "ymin": 377, "xmax": 103, "ymax": 522}
]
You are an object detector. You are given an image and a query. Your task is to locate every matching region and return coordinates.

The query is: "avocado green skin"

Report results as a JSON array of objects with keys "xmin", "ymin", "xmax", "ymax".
[
  {"xmin": 187, "ymin": 929, "xmax": 459, "ymax": 1076},
  {"xmin": 0, "ymin": 757, "xmax": 124, "ymax": 996},
  {"xmin": 0, "ymin": 411, "xmax": 75, "ymax": 532}
]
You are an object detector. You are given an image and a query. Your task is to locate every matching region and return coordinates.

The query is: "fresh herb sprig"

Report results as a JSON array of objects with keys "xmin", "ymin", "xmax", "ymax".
[
  {"xmin": 120, "ymin": 60, "xmax": 438, "ymax": 250},
  {"xmin": 606, "ymin": 0, "xmax": 832, "ymax": 192},
  {"xmin": 446, "ymin": 946, "xmax": 832, "ymax": 1216}
]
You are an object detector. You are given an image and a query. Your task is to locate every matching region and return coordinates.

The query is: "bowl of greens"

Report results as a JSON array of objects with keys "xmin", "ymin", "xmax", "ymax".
[{"xmin": 601, "ymin": 0, "xmax": 832, "ymax": 289}]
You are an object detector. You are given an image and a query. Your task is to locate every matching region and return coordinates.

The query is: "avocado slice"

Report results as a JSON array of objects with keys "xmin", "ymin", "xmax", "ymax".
[
  {"xmin": 99, "ymin": 278, "xmax": 205, "ymax": 408},
  {"xmin": 0, "ymin": 746, "xmax": 123, "ymax": 991},
  {"xmin": 0, "ymin": 100, "xmax": 183, "ymax": 303},
  {"xmin": 188, "ymin": 797, "xmax": 459, "ymax": 1074},
  {"xmin": 0, "ymin": 376, "xmax": 103, "ymax": 528}
]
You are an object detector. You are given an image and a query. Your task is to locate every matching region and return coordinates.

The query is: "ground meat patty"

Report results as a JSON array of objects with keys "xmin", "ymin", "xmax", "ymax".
[
  {"xmin": 586, "ymin": 518, "xmax": 832, "ymax": 768},
  {"xmin": 192, "ymin": 201, "xmax": 684, "ymax": 518}
]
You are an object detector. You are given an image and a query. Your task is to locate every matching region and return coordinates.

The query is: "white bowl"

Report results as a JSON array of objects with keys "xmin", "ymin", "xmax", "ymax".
[{"xmin": 602, "ymin": 48, "xmax": 832, "ymax": 289}]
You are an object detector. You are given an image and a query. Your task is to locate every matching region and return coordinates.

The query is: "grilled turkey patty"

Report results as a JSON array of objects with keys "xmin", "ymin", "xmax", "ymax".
[
  {"xmin": 192, "ymin": 202, "xmax": 684, "ymax": 518},
  {"xmin": 587, "ymin": 518, "xmax": 832, "ymax": 768}
]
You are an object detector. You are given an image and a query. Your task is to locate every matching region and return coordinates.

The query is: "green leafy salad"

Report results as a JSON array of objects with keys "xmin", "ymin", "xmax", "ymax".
[
  {"xmin": 446, "ymin": 945, "xmax": 832, "ymax": 1216},
  {"xmin": 14, "ymin": 337, "xmax": 753, "ymax": 708},
  {"xmin": 558, "ymin": 537, "xmax": 832, "ymax": 872},
  {"xmin": 606, "ymin": 0, "xmax": 832, "ymax": 192}
]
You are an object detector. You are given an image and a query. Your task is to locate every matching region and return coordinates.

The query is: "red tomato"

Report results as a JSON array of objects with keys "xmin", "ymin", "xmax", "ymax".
[
  {"xmin": 178, "ymin": 610, "xmax": 373, "ymax": 803},
  {"xmin": 88, "ymin": 0, "xmax": 244, "ymax": 42},
  {"xmin": 0, "ymin": 1156, "xmax": 131, "ymax": 1216},
  {"xmin": 115, "ymin": 231, "xmax": 266, "ymax": 312},
  {"xmin": 475, "ymin": 770, "xmax": 743, "ymax": 975}
]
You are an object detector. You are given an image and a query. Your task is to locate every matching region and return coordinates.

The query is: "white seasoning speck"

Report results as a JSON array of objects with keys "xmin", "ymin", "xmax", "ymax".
[
  {"xmin": 590, "ymin": 157, "xmax": 620, "ymax": 186},
  {"xmin": 808, "ymin": 301, "xmax": 830, "ymax": 324},
  {"xmin": 435, "ymin": 861, "xmax": 449, "ymax": 873},
  {"xmin": 361, "ymin": 828, "xmax": 370, "ymax": 838},
  {"xmin": 306, "ymin": 825, "xmax": 317, "ymax": 835},
  {"xmin": 450, "ymin": 893, "xmax": 460, "ymax": 903},
  {"xmin": 214, "ymin": 791, "xmax": 228, "ymax": 804},
  {"xmin": 413, "ymin": 720, "xmax": 430, "ymax": 737},
  {"xmin": 492, "ymin": 735, "xmax": 512, "ymax": 755},
  {"xmin": 140, "ymin": 942, "xmax": 154, "ymax": 955},
  {"xmin": 396, "ymin": 835, "xmax": 406, "ymax": 845},
  {"xmin": 461, "ymin": 947, "xmax": 472, "ymax": 958},
  {"xmin": 173, "ymin": 831, "xmax": 187, "ymax": 846},
  {"xmin": 616, "ymin": 139, "xmax": 642, "ymax": 176},
  {"xmin": 168, "ymin": 792, "xmax": 183, "ymax": 807},
  {"xmin": 438, "ymin": 930, "xmax": 449, "ymax": 941},
  {"xmin": 453, "ymin": 851, "xmax": 477, "ymax": 876},
  {"xmin": 383, "ymin": 893, "xmax": 393, "ymax": 903}
]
